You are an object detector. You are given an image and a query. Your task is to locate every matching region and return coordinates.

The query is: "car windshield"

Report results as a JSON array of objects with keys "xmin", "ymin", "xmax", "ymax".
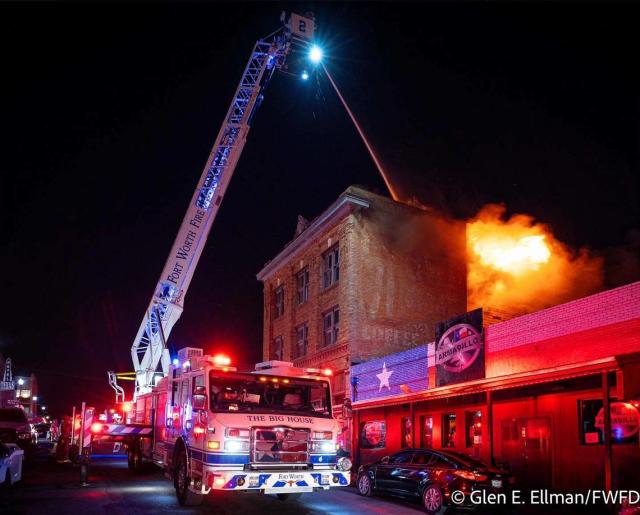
[
  {"xmin": 0, "ymin": 409, "xmax": 27, "ymax": 423},
  {"xmin": 209, "ymin": 372, "xmax": 332, "ymax": 417}
]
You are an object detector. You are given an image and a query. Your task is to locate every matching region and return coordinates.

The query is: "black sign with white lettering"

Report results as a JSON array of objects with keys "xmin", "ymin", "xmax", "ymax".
[{"xmin": 435, "ymin": 308, "xmax": 484, "ymax": 387}]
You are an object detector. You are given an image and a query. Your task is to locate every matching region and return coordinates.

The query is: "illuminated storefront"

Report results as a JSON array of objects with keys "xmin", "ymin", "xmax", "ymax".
[{"xmin": 351, "ymin": 281, "xmax": 640, "ymax": 492}]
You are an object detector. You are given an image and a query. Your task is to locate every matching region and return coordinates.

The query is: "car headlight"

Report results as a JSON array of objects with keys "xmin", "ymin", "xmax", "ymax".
[
  {"xmin": 224, "ymin": 440, "xmax": 249, "ymax": 452},
  {"xmin": 312, "ymin": 441, "xmax": 337, "ymax": 453},
  {"xmin": 337, "ymin": 457, "xmax": 352, "ymax": 471}
]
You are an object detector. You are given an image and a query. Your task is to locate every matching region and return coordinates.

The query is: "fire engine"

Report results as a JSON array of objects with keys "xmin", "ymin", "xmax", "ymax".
[{"xmin": 94, "ymin": 348, "xmax": 351, "ymax": 505}]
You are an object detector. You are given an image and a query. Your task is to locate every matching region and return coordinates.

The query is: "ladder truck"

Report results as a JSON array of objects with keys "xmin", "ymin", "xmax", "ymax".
[
  {"xmin": 107, "ymin": 12, "xmax": 321, "ymax": 401},
  {"xmin": 92, "ymin": 12, "xmax": 352, "ymax": 505}
]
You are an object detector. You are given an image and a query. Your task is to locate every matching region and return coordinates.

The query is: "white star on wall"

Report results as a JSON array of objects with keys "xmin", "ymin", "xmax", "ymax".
[{"xmin": 376, "ymin": 362, "xmax": 394, "ymax": 392}]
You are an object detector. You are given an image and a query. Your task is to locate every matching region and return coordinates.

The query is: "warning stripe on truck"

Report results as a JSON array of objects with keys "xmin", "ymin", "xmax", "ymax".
[
  {"xmin": 99, "ymin": 424, "xmax": 153, "ymax": 436},
  {"xmin": 81, "ymin": 407, "xmax": 95, "ymax": 449}
]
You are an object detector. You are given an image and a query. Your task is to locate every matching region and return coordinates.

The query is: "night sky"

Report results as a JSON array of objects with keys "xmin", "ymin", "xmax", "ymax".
[{"xmin": 1, "ymin": 3, "xmax": 638, "ymax": 415}]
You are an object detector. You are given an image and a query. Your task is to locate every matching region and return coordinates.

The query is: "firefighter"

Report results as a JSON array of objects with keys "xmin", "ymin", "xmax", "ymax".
[
  {"xmin": 49, "ymin": 418, "xmax": 60, "ymax": 442},
  {"xmin": 56, "ymin": 415, "xmax": 72, "ymax": 463}
]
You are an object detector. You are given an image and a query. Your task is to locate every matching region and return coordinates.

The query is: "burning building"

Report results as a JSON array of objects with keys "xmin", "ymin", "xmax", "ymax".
[
  {"xmin": 256, "ymin": 184, "xmax": 630, "ymax": 485},
  {"xmin": 257, "ymin": 185, "xmax": 467, "ymax": 445}
]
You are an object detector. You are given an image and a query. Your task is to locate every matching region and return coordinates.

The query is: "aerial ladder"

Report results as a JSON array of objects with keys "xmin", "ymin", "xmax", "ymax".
[{"xmin": 109, "ymin": 12, "xmax": 318, "ymax": 401}]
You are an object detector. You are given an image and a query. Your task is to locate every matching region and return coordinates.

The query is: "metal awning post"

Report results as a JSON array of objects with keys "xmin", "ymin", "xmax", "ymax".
[
  {"xmin": 486, "ymin": 390, "xmax": 494, "ymax": 466},
  {"xmin": 410, "ymin": 402, "xmax": 415, "ymax": 448},
  {"xmin": 602, "ymin": 372, "xmax": 613, "ymax": 491}
]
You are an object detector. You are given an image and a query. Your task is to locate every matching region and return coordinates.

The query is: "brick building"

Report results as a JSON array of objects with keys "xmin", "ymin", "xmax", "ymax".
[{"xmin": 256, "ymin": 186, "xmax": 467, "ymax": 410}]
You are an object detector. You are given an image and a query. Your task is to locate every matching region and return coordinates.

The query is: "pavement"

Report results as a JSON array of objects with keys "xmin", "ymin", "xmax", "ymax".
[
  {"xmin": 0, "ymin": 441, "xmax": 424, "ymax": 515},
  {"xmin": 0, "ymin": 440, "xmax": 617, "ymax": 515}
]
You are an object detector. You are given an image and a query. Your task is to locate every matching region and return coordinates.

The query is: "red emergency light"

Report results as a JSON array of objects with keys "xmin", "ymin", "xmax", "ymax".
[
  {"xmin": 91, "ymin": 422, "xmax": 104, "ymax": 434},
  {"xmin": 322, "ymin": 368, "xmax": 333, "ymax": 376},
  {"xmin": 122, "ymin": 402, "xmax": 133, "ymax": 413},
  {"xmin": 212, "ymin": 354, "xmax": 231, "ymax": 366}
]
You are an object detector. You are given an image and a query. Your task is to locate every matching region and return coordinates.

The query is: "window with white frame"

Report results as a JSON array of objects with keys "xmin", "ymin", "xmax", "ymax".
[
  {"xmin": 273, "ymin": 336, "xmax": 284, "ymax": 361},
  {"xmin": 296, "ymin": 267, "xmax": 309, "ymax": 305},
  {"xmin": 322, "ymin": 306, "xmax": 339, "ymax": 347},
  {"xmin": 295, "ymin": 323, "xmax": 308, "ymax": 358},
  {"xmin": 273, "ymin": 286, "xmax": 284, "ymax": 318},
  {"xmin": 322, "ymin": 245, "xmax": 340, "ymax": 288}
]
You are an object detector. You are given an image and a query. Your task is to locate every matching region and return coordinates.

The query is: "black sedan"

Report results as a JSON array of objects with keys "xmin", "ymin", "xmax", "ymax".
[
  {"xmin": 357, "ymin": 448, "xmax": 512, "ymax": 513},
  {"xmin": 33, "ymin": 421, "xmax": 51, "ymax": 440}
]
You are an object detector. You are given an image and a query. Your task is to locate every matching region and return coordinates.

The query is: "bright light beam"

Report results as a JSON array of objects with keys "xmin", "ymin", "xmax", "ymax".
[
  {"xmin": 322, "ymin": 64, "xmax": 399, "ymax": 201},
  {"xmin": 309, "ymin": 45, "xmax": 323, "ymax": 63}
]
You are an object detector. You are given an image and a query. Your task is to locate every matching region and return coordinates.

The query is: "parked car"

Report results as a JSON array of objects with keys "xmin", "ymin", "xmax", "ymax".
[
  {"xmin": 0, "ymin": 442, "xmax": 24, "ymax": 487},
  {"xmin": 0, "ymin": 408, "xmax": 38, "ymax": 450},
  {"xmin": 357, "ymin": 448, "xmax": 513, "ymax": 513},
  {"xmin": 32, "ymin": 419, "xmax": 52, "ymax": 440}
]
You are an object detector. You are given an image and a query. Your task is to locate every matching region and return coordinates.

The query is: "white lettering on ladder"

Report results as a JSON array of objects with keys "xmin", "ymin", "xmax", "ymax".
[{"xmin": 165, "ymin": 208, "xmax": 205, "ymax": 285}]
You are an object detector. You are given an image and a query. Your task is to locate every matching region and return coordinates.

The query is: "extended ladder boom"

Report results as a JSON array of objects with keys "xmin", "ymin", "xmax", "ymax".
[{"xmin": 130, "ymin": 13, "xmax": 315, "ymax": 398}]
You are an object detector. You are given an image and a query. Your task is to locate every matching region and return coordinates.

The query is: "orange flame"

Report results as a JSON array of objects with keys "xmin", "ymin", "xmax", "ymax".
[{"xmin": 467, "ymin": 204, "xmax": 603, "ymax": 314}]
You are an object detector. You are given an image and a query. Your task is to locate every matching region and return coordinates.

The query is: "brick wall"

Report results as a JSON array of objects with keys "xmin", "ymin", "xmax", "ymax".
[
  {"xmin": 261, "ymin": 216, "xmax": 352, "ymax": 402},
  {"xmin": 347, "ymin": 191, "xmax": 467, "ymax": 363},
  {"xmin": 262, "ymin": 221, "xmax": 348, "ymax": 363}
]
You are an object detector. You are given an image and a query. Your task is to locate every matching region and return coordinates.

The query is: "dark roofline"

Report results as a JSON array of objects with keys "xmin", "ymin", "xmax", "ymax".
[{"xmin": 256, "ymin": 188, "xmax": 370, "ymax": 282}]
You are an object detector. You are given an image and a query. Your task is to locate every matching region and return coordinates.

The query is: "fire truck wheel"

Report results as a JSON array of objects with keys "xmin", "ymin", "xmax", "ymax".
[
  {"xmin": 127, "ymin": 440, "xmax": 142, "ymax": 472},
  {"xmin": 174, "ymin": 448, "xmax": 204, "ymax": 506},
  {"xmin": 276, "ymin": 493, "xmax": 302, "ymax": 501}
]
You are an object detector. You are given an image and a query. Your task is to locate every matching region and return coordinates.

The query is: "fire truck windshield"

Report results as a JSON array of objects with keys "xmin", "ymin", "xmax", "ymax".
[{"xmin": 209, "ymin": 372, "xmax": 332, "ymax": 418}]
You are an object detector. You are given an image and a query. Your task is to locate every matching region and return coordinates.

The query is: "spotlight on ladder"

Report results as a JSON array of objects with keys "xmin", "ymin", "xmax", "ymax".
[
  {"xmin": 309, "ymin": 45, "xmax": 323, "ymax": 64},
  {"xmin": 301, "ymin": 70, "xmax": 309, "ymax": 81}
]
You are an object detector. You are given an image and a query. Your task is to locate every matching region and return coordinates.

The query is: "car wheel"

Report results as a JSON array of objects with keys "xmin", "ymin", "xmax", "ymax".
[
  {"xmin": 174, "ymin": 448, "xmax": 203, "ymax": 506},
  {"xmin": 276, "ymin": 493, "xmax": 302, "ymax": 501},
  {"xmin": 357, "ymin": 472, "xmax": 373, "ymax": 497},
  {"xmin": 422, "ymin": 484, "xmax": 445, "ymax": 514}
]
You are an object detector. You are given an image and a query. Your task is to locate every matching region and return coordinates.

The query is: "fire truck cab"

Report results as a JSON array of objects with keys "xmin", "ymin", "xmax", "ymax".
[{"xmin": 128, "ymin": 348, "xmax": 350, "ymax": 505}]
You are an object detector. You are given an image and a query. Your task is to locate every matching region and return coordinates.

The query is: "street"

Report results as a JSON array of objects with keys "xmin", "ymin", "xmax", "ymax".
[
  {"xmin": 0, "ymin": 444, "xmax": 424, "ymax": 515},
  {"xmin": 0, "ymin": 441, "xmax": 609, "ymax": 515}
]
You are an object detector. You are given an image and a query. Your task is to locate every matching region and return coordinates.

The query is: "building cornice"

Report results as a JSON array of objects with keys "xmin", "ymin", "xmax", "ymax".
[{"xmin": 257, "ymin": 192, "xmax": 370, "ymax": 281}]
